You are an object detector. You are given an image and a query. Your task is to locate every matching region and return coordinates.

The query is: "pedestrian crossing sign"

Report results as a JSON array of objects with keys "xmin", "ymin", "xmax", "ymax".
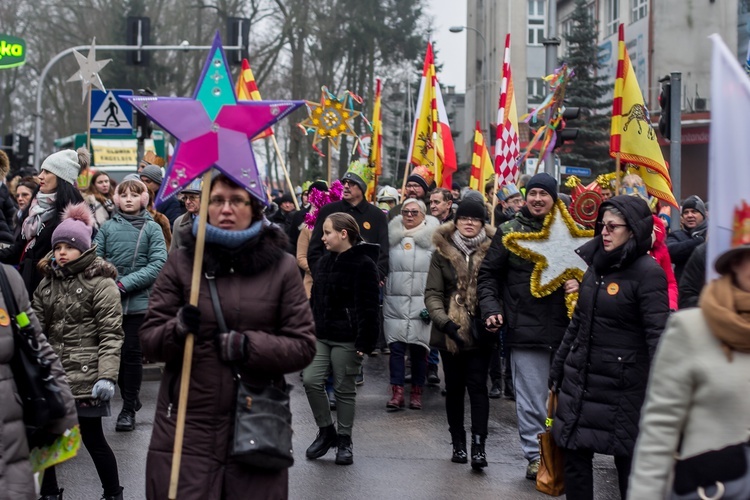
[{"xmin": 89, "ymin": 89, "xmax": 133, "ymax": 135}]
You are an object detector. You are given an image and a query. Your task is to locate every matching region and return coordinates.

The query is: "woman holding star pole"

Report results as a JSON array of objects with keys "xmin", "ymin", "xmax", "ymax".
[{"xmin": 549, "ymin": 195, "xmax": 669, "ymax": 500}]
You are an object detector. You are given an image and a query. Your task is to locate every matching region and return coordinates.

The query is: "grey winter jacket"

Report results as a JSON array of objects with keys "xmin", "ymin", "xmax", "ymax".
[
  {"xmin": 383, "ymin": 216, "xmax": 439, "ymax": 350},
  {"xmin": 94, "ymin": 211, "xmax": 167, "ymax": 314}
]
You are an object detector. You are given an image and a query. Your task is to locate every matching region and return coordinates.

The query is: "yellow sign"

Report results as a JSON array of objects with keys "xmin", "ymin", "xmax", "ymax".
[{"xmin": 91, "ymin": 139, "xmax": 138, "ymax": 166}]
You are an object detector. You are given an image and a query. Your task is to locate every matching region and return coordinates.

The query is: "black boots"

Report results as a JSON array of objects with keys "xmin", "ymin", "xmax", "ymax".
[
  {"xmin": 335, "ymin": 434, "xmax": 354, "ymax": 465},
  {"xmin": 101, "ymin": 487, "xmax": 124, "ymax": 500},
  {"xmin": 426, "ymin": 364, "xmax": 440, "ymax": 386},
  {"xmin": 115, "ymin": 411, "xmax": 135, "ymax": 432},
  {"xmin": 451, "ymin": 432, "xmax": 468, "ymax": 463},
  {"xmin": 488, "ymin": 379, "xmax": 502, "ymax": 399},
  {"xmin": 39, "ymin": 489, "xmax": 64, "ymax": 500},
  {"xmin": 305, "ymin": 424, "xmax": 337, "ymax": 459},
  {"xmin": 471, "ymin": 434, "xmax": 488, "ymax": 470}
]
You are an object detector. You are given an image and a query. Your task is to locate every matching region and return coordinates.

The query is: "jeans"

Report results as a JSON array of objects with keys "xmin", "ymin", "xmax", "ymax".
[
  {"xmin": 40, "ymin": 416, "xmax": 121, "ymax": 496},
  {"xmin": 511, "ymin": 347, "xmax": 553, "ymax": 461},
  {"xmin": 389, "ymin": 342, "xmax": 427, "ymax": 386},
  {"xmin": 303, "ymin": 340, "xmax": 362, "ymax": 436},
  {"xmin": 428, "ymin": 347, "xmax": 440, "ymax": 366},
  {"xmin": 119, "ymin": 313, "xmax": 144, "ymax": 414},
  {"xmin": 440, "ymin": 348, "xmax": 491, "ymax": 437},
  {"xmin": 563, "ymin": 447, "xmax": 632, "ymax": 500}
]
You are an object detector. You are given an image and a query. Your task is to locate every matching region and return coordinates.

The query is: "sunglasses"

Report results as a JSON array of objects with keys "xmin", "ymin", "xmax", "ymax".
[
  {"xmin": 401, "ymin": 210, "xmax": 421, "ymax": 217},
  {"xmin": 597, "ymin": 221, "xmax": 628, "ymax": 233}
]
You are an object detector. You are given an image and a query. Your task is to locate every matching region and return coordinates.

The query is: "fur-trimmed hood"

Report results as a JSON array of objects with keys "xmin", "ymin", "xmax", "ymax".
[
  {"xmin": 38, "ymin": 245, "xmax": 117, "ymax": 280},
  {"xmin": 388, "ymin": 215, "xmax": 440, "ymax": 248},
  {"xmin": 432, "ymin": 222, "xmax": 496, "ymax": 259}
]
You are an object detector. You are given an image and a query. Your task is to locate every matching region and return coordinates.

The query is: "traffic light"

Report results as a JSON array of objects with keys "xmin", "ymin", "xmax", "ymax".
[
  {"xmin": 126, "ymin": 16, "xmax": 151, "ymax": 66},
  {"xmin": 226, "ymin": 17, "xmax": 250, "ymax": 65},
  {"xmin": 555, "ymin": 106, "xmax": 580, "ymax": 148},
  {"xmin": 658, "ymin": 83, "xmax": 671, "ymax": 140},
  {"xmin": 135, "ymin": 88, "xmax": 154, "ymax": 140}
]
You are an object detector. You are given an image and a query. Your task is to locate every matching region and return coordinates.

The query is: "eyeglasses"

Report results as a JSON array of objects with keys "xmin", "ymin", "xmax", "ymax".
[
  {"xmin": 597, "ymin": 221, "xmax": 628, "ymax": 233},
  {"xmin": 182, "ymin": 194, "xmax": 199, "ymax": 202},
  {"xmin": 457, "ymin": 216, "xmax": 483, "ymax": 224},
  {"xmin": 401, "ymin": 210, "xmax": 421, "ymax": 217},
  {"xmin": 208, "ymin": 197, "xmax": 252, "ymax": 209},
  {"xmin": 405, "ymin": 183, "xmax": 422, "ymax": 189},
  {"xmin": 341, "ymin": 179, "xmax": 357, "ymax": 187}
]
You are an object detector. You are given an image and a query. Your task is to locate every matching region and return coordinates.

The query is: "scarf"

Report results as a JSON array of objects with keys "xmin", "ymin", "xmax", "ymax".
[
  {"xmin": 22, "ymin": 192, "xmax": 57, "ymax": 241},
  {"xmin": 587, "ymin": 236, "xmax": 639, "ymax": 275},
  {"xmin": 403, "ymin": 219, "xmax": 427, "ymax": 238},
  {"xmin": 700, "ymin": 274, "xmax": 750, "ymax": 361},
  {"xmin": 452, "ymin": 228, "xmax": 486, "ymax": 256},
  {"xmin": 119, "ymin": 210, "xmax": 147, "ymax": 230},
  {"xmin": 192, "ymin": 217, "xmax": 268, "ymax": 249}
]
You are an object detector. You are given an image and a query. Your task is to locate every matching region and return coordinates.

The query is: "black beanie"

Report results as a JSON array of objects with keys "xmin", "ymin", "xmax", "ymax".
[
  {"xmin": 681, "ymin": 195, "xmax": 706, "ymax": 218},
  {"xmin": 308, "ymin": 180, "xmax": 328, "ymax": 193},
  {"xmin": 524, "ymin": 173, "xmax": 558, "ymax": 203},
  {"xmin": 455, "ymin": 199, "xmax": 486, "ymax": 220}
]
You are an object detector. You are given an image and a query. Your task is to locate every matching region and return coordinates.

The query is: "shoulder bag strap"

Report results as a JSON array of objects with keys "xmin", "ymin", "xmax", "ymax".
[
  {"xmin": 205, "ymin": 273, "xmax": 240, "ymax": 379},
  {"xmin": 0, "ymin": 265, "xmax": 20, "ymax": 331}
]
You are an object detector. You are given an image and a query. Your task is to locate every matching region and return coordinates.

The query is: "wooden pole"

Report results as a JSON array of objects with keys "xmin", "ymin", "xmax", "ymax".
[
  {"xmin": 432, "ymin": 132, "xmax": 438, "ymax": 189},
  {"xmin": 615, "ymin": 152, "xmax": 621, "ymax": 194},
  {"xmin": 168, "ymin": 169, "xmax": 213, "ymax": 500},
  {"xmin": 327, "ymin": 141, "xmax": 332, "ymax": 186},
  {"xmin": 271, "ymin": 135, "xmax": 299, "ymax": 210},
  {"xmin": 400, "ymin": 158, "xmax": 409, "ymax": 198},
  {"xmin": 86, "ymin": 86, "xmax": 92, "ymax": 151},
  {"xmin": 490, "ymin": 177, "xmax": 499, "ymax": 227}
]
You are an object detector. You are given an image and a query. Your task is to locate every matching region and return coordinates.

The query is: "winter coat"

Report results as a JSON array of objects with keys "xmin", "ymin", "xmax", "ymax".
[
  {"xmin": 158, "ymin": 196, "xmax": 184, "ymax": 226},
  {"xmin": 170, "ymin": 212, "xmax": 194, "ymax": 254},
  {"xmin": 650, "ymin": 216, "xmax": 678, "ymax": 310},
  {"xmin": 550, "ymin": 196, "xmax": 669, "ymax": 457},
  {"xmin": 0, "ymin": 264, "xmax": 77, "ymax": 500},
  {"xmin": 32, "ymin": 247, "xmax": 123, "ymax": 398},
  {"xmin": 84, "ymin": 194, "xmax": 113, "ymax": 229},
  {"xmin": 295, "ymin": 226, "xmax": 313, "ymax": 298},
  {"xmin": 476, "ymin": 206, "xmax": 570, "ymax": 350},
  {"xmin": 149, "ymin": 209, "xmax": 173, "ymax": 250},
  {"xmin": 140, "ymin": 224, "xmax": 316, "ymax": 500},
  {"xmin": 425, "ymin": 223, "xmax": 497, "ymax": 353},
  {"xmin": 307, "ymin": 199, "xmax": 389, "ymax": 279},
  {"xmin": 667, "ymin": 221, "xmax": 707, "ymax": 283},
  {"xmin": 678, "ymin": 242, "xmax": 706, "ymax": 310},
  {"xmin": 94, "ymin": 211, "xmax": 168, "ymax": 314},
  {"xmin": 0, "ymin": 184, "xmax": 16, "ymax": 244},
  {"xmin": 310, "ymin": 243, "xmax": 380, "ymax": 353},
  {"xmin": 628, "ymin": 309, "xmax": 750, "ymax": 499},
  {"xmin": 383, "ymin": 216, "xmax": 440, "ymax": 350}
]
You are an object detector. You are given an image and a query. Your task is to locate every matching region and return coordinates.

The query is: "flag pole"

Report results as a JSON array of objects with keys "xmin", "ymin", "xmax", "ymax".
[
  {"xmin": 401, "ymin": 159, "xmax": 409, "ymax": 197},
  {"xmin": 168, "ymin": 169, "xmax": 213, "ymax": 499},
  {"xmin": 432, "ymin": 131, "xmax": 438, "ymax": 188},
  {"xmin": 327, "ymin": 140, "xmax": 333, "ymax": 186},
  {"xmin": 86, "ymin": 86, "xmax": 92, "ymax": 151},
  {"xmin": 490, "ymin": 177, "xmax": 499, "ymax": 227},
  {"xmin": 271, "ymin": 135, "xmax": 299, "ymax": 210},
  {"xmin": 614, "ymin": 152, "xmax": 622, "ymax": 194}
]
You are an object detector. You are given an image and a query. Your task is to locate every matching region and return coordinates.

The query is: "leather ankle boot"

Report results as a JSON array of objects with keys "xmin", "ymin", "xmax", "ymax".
[
  {"xmin": 470, "ymin": 434, "xmax": 488, "ymax": 470},
  {"xmin": 335, "ymin": 434, "xmax": 353, "ymax": 465},
  {"xmin": 115, "ymin": 411, "xmax": 135, "ymax": 432},
  {"xmin": 386, "ymin": 385, "xmax": 405, "ymax": 411},
  {"xmin": 451, "ymin": 432, "xmax": 468, "ymax": 464},
  {"xmin": 409, "ymin": 385, "xmax": 423, "ymax": 410},
  {"xmin": 305, "ymin": 424, "xmax": 337, "ymax": 459},
  {"xmin": 101, "ymin": 486, "xmax": 123, "ymax": 500},
  {"xmin": 39, "ymin": 489, "xmax": 64, "ymax": 500}
]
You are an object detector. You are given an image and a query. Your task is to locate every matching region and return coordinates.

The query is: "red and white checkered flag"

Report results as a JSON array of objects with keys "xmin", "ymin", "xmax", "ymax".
[{"xmin": 495, "ymin": 34, "xmax": 521, "ymax": 187}]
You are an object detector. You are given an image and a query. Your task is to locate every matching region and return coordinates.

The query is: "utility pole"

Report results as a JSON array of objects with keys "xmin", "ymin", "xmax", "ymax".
[
  {"xmin": 542, "ymin": 0, "xmax": 560, "ymax": 179},
  {"xmin": 669, "ymin": 72, "xmax": 682, "ymax": 231}
]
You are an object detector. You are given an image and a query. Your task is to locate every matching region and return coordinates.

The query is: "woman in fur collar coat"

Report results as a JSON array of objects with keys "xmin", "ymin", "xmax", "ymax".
[
  {"xmin": 383, "ymin": 199, "xmax": 439, "ymax": 411},
  {"xmin": 424, "ymin": 199, "xmax": 497, "ymax": 470}
]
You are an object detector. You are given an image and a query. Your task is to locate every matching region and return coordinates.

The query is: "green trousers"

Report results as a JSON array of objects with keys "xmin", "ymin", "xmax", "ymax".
[{"xmin": 303, "ymin": 340, "xmax": 362, "ymax": 436}]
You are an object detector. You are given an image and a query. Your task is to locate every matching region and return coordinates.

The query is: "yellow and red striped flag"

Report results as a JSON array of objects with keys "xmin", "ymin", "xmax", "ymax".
[
  {"xmin": 366, "ymin": 78, "xmax": 384, "ymax": 201},
  {"xmin": 235, "ymin": 58, "xmax": 273, "ymax": 141},
  {"xmin": 609, "ymin": 24, "xmax": 677, "ymax": 207},
  {"xmin": 495, "ymin": 34, "xmax": 520, "ymax": 187},
  {"xmin": 469, "ymin": 122, "xmax": 494, "ymax": 191},
  {"xmin": 407, "ymin": 42, "xmax": 457, "ymax": 188}
]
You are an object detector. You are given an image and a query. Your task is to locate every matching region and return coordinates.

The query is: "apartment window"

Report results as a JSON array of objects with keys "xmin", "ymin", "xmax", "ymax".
[
  {"xmin": 527, "ymin": 0, "xmax": 546, "ymax": 46},
  {"xmin": 630, "ymin": 0, "xmax": 648, "ymax": 22},
  {"xmin": 606, "ymin": 0, "xmax": 619, "ymax": 35},
  {"xmin": 560, "ymin": 18, "xmax": 574, "ymax": 53},
  {"xmin": 587, "ymin": 2, "xmax": 597, "ymax": 22},
  {"xmin": 527, "ymin": 78, "xmax": 546, "ymax": 106}
]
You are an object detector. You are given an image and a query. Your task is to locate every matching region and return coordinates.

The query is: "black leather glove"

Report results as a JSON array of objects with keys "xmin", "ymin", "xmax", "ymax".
[
  {"xmin": 548, "ymin": 373, "xmax": 562, "ymax": 393},
  {"xmin": 175, "ymin": 305, "xmax": 201, "ymax": 343},
  {"xmin": 445, "ymin": 321, "xmax": 465, "ymax": 349},
  {"xmin": 216, "ymin": 331, "xmax": 248, "ymax": 362}
]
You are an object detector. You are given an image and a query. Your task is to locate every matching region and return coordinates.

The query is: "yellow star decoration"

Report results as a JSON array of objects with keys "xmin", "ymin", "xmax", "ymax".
[
  {"xmin": 299, "ymin": 89, "xmax": 361, "ymax": 151},
  {"xmin": 502, "ymin": 200, "xmax": 594, "ymax": 317}
]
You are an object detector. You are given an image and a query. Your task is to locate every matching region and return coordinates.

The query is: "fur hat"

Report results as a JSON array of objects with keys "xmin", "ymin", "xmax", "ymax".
[
  {"xmin": 455, "ymin": 199, "xmax": 486, "ymax": 220},
  {"xmin": 140, "ymin": 165, "xmax": 163, "ymax": 186},
  {"xmin": 51, "ymin": 203, "xmax": 94, "ymax": 253},
  {"xmin": 40, "ymin": 150, "xmax": 82, "ymax": 186},
  {"xmin": 524, "ymin": 173, "xmax": 558, "ymax": 203},
  {"xmin": 0, "ymin": 150, "xmax": 9, "ymax": 178},
  {"xmin": 114, "ymin": 179, "xmax": 150, "ymax": 211}
]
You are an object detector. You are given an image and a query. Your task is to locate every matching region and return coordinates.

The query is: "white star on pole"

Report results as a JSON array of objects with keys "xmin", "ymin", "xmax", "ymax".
[
  {"xmin": 67, "ymin": 37, "xmax": 111, "ymax": 103},
  {"xmin": 513, "ymin": 205, "xmax": 592, "ymax": 291}
]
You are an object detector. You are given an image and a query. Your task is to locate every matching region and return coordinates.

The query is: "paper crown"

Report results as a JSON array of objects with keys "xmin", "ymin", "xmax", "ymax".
[
  {"xmin": 141, "ymin": 151, "xmax": 166, "ymax": 168},
  {"xmin": 410, "ymin": 165, "xmax": 435, "ymax": 186},
  {"xmin": 345, "ymin": 159, "xmax": 374, "ymax": 185},
  {"xmin": 595, "ymin": 172, "xmax": 618, "ymax": 190},
  {"xmin": 732, "ymin": 201, "xmax": 750, "ymax": 248},
  {"xmin": 498, "ymin": 183, "xmax": 521, "ymax": 201}
]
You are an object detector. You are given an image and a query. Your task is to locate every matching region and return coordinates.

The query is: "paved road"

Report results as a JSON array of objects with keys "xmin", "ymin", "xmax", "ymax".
[{"xmin": 54, "ymin": 356, "xmax": 620, "ymax": 499}]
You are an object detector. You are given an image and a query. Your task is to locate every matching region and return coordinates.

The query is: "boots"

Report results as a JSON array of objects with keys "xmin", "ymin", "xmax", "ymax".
[
  {"xmin": 386, "ymin": 385, "xmax": 405, "ymax": 411},
  {"xmin": 305, "ymin": 424, "xmax": 337, "ymax": 459},
  {"xmin": 101, "ymin": 487, "xmax": 124, "ymax": 500},
  {"xmin": 115, "ymin": 411, "xmax": 135, "ymax": 432},
  {"xmin": 409, "ymin": 385, "xmax": 423, "ymax": 410},
  {"xmin": 451, "ymin": 432, "xmax": 468, "ymax": 464},
  {"xmin": 426, "ymin": 364, "xmax": 440, "ymax": 386},
  {"xmin": 488, "ymin": 379, "xmax": 502, "ymax": 399},
  {"xmin": 470, "ymin": 434, "xmax": 488, "ymax": 470},
  {"xmin": 39, "ymin": 489, "xmax": 64, "ymax": 500},
  {"xmin": 335, "ymin": 434, "xmax": 353, "ymax": 465}
]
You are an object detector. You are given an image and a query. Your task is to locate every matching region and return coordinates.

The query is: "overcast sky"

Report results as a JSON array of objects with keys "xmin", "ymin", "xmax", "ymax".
[{"xmin": 426, "ymin": 0, "xmax": 467, "ymax": 93}]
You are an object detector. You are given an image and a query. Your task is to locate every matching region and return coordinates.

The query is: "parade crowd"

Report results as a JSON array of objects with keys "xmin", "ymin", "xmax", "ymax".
[{"xmin": 1, "ymin": 146, "xmax": 748, "ymax": 500}]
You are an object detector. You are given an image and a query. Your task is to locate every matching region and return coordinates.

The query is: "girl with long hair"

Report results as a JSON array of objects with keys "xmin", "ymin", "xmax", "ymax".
[{"xmin": 84, "ymin": 170, "xmax": 116, "ymax": 228}]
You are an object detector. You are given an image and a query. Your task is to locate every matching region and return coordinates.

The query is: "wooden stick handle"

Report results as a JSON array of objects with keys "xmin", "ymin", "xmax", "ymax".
[
  {"xmin": 615, "ymin": 152, "xmax": 622, "ymax": 194},
  {"xmin": 168, "ymin": 170, "xmax": 213, "ymax": 499},
  {"xmin": 327, "ymin": 141, "xmax": 333, "ymax": 186},
  {"xmin": 271, "ymin": 135, "xmax": 299, "ymax": 210}
]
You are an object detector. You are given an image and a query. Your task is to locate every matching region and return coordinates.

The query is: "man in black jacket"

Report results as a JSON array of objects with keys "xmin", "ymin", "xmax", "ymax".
[
  {"xmin": 476, "ymin": 173, "xmax": 578, "ymax": 481},
  {"xmin": 667, "ymin": 195, "xmax": 707, "ymax": 283},
  {"xmin": 678, "ymin": 241, "xmax": 707, "ymax": 309}
]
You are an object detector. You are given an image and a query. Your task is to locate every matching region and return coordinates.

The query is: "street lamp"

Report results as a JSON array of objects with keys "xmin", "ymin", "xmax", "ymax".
[{"xmin": 449, "ymin": 25, "xmax": 491, "ymax": 140}]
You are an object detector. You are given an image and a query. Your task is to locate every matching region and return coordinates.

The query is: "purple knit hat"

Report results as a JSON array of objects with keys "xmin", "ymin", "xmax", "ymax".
[{"xmin": 51, "ymin": 203, "xmax": 94, "ymax": 253}]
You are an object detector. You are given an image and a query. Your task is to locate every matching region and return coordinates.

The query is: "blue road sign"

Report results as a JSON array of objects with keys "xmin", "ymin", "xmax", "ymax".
[
  {"xmin": 90, "ymin": 90, "xmax": 134, "ymax": 135},
  {"xmin": 560, "ymin": 166, "xmax": 592, "ymax": 177}
]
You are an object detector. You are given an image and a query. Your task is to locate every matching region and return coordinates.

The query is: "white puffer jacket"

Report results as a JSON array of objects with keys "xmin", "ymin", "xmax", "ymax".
[{"xmin": 383, "ymin": 215, "xmax": 440, "ymax": 350}]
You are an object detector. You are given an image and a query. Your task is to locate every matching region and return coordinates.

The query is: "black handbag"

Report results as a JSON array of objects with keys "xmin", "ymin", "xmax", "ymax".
[
  {"xmin": 206, "ymin": 274, "xmax": 294, "ymax": 471},
  {"xmin": 671, "ymin": 441, "xmax": 750, "ymax": 500},
  {"xmin": 0, "ymin": 265, "xmax": 67, "ymax": 441}
]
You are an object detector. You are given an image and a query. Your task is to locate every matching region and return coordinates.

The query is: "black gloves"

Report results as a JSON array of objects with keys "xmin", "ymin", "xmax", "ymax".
[
  {"xmin": 216, "ymin": 331, "xmax": 248, "ymax": 362},
  {"xmin": 445, "ymin": 321, "xmax": 465, "ymax": 349},
  {"xmin": 175, "ymin": 305, "xmax": 201, "ymax": 343}
]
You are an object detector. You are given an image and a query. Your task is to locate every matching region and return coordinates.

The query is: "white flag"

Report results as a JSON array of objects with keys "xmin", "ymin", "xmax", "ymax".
[{"xmin": 707, "ymin": 34, "xmax": 750, "ymax": 280}]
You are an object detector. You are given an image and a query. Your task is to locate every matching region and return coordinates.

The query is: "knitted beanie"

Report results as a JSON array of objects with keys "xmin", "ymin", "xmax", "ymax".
[
  {"xmin": 455, "ymin": 199, "xmax": 486, "ymax": 220},
  {"xmin": 51, "ymin": 203, "xmax": 94, "ymax": 253},
  {"xmin": 681, "ymin": 195, "xmax": 706, "ymax": 218},
  {"xmin": 140, "ymin": 165, "xmax": 164, "ymax": 186},
  {"xmin": 41, "ymin": 150, "xmax": 81, "ymax": 186},
  {"xmin": 524, "ymin": 173, "xmax": 558, "ymax": 203}
]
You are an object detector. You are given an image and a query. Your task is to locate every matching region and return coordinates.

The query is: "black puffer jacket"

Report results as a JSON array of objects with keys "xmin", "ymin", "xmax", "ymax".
[
  {"xmin": 677, "ymin": 241, "xmax": 706, "ymax": 309},
  {"xmin": 311, "ymin": 242, "xmax": 380, "ymax": 353},
  {"xmin": 550, "ymin": 196, "xmax": 669, "ymax": 457},
  {"xmin": 477, "ymin": 206, "xmax": 569, "ymax": 350}
]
